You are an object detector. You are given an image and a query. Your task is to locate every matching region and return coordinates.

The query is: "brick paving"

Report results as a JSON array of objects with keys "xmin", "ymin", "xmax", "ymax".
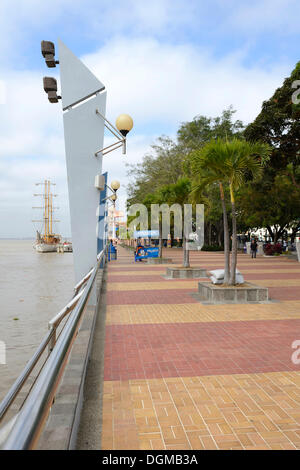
[{"xmin": 101, "ymin": 247, "xmax": 300, "ymax": 450}]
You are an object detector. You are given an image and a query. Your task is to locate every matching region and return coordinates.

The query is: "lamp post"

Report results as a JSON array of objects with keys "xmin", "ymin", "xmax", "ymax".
[
  {"xmin": 41, "ymin": 38, "xmax": 133, "ymax": 287},
  {"xmin": 111, "ymin": 180, "xmax": 121, "ymax": 191},
  {"xmin": 94, "ymin": 111, "xmax": 133, "ymax": 156}
]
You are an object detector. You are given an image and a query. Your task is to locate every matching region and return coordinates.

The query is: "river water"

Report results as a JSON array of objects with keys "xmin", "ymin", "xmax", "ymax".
[{"xmin": 0, "ymin": 240, "xmax": 75, "ymax": 401}]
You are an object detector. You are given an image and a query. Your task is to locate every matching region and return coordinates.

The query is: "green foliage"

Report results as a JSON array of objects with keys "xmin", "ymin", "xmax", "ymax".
[
  {"xmin": 126, "ymin": 136, "xmax": 184, "ymax": 206},
  {"xmin": 127, "ymin": 107, "xmax": 246, "ymax": 205},
  {"xmin": 188, "ymin": 138, "xmax": 271, "ymax": 194},
  {"xmin": 178, "ymin": 106, "xmax": 244, "ymax": 153},
  {"xmin": 240, "ymin": 61, "xmax": 300, "ymax": 240},
  {"xmin": 245, "ymin": 61, "xmax": 300, "ymax": 168},
  {"xmin": 237, "ymin": 166, "xmax": 300, "ymax": 240},
  {"xmin": 201, "ymin": 244, "xmax": 223, "ymax": 251},
  {"xmin": 187, "ymin": 137, "xmax": 271, "ymax": 284},
  {"xmin": 158, "ymin": 177, "xmax": 192, "ymax": 206}
]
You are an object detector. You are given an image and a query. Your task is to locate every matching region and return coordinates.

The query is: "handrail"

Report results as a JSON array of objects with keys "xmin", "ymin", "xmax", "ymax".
[
  {"xmin": 48, "ymin": 290, "xmax": 85, "ymax": 352},
  {"xmin": 49, "ymin": 290, "xmax": 85, "ymax": 329},
  {"xmin": 0, "ymin": 329, "xmax": 55, "ymax": 422},
  {"xmin": 0, "ymin": 248, "xmax": 106, "ymax": 449},
  {"xmin": 73, "ymin": 267, "xmax": 94, "ymax": 296}
]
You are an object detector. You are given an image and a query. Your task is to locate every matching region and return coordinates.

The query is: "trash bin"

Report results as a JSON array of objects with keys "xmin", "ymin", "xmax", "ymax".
[{"xmin": 109, "ymin": 244, "xmax": 117, "ymax": 261}]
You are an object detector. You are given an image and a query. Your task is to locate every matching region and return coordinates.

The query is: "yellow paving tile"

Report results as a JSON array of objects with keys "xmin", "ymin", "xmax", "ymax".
[
  {"xmin": 101, "ymin": 371, "xmax": 300, "ymax": 450},
  {"xmin": 103, "ymin": 278, "xmax": 300, "ymax": 288},
  {"xmin": 106, "ymin": 302, "xmax": 300, "ymax": 325}
]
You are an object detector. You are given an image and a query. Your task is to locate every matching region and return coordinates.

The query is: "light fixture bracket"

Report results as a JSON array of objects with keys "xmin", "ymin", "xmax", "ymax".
[{"xmin": 94, "ymin": 109, "xmax": 126, "ymax": 156}]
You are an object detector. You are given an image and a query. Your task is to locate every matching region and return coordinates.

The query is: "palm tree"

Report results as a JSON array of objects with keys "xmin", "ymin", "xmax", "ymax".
[
  {"xmin": 222, "ymin": 139, "xmax": 271, "ymax": 283},
  {"xmin": 189, "ymin": 141, "xmax": 232, "ymax": 282},
  {"xmin": 189, "ymin": 138, "xmax": 271, "ymax": 285}
]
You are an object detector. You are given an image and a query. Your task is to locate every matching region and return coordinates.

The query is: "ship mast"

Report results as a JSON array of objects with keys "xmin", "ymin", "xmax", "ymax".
[{"xmin": 33, "ymin": 179, "xmax": 59, "ymax": 243}]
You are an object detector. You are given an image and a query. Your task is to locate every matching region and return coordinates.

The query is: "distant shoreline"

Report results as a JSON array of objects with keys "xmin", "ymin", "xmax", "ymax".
[
  {"xmin": 0, "ymin": 238, "xmax": 71, "ymax": 240},
  {"xmin": 0, "ymin": 238, "xmax": 35, "ymax": 240}
]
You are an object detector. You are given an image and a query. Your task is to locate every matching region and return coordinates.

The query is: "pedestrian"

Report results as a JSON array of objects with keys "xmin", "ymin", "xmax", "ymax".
[{"xmin": 250, "ymin": 239, "xmax": 258, "ymax": 258}]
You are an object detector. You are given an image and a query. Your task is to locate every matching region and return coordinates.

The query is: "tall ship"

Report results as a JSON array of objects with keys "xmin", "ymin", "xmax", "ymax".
[{"xmin": 33, "ymin": 179, "xmax": 72, "ymax": 253}]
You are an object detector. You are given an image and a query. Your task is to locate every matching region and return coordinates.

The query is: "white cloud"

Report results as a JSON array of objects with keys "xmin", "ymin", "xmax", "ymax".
[
  {"xmin": 0, "ymin": 36, "xmax": 296, "ymax": 237},
  {"xmin": 0, "ymin": 80, "xmax": 6, "ymax": 105},
  {"xmin": 0, "ymin": 0, "xmax": 299, "ymax": 68},
  {"xmin": 84, "ymin": 36, "xmax": 291, "ymax": 126}
]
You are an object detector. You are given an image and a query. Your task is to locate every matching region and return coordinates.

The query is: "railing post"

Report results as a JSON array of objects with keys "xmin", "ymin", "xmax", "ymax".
[{"xmin": 48, "ymin": 327, "xmax": 56, "ymax": 354}]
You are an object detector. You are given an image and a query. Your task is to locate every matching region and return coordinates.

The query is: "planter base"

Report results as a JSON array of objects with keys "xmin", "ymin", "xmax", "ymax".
[
  {"xmin": 166, "ymin": 267, "xmax": 207, "ymax": 279},
  {"xmin": 147, "ymin": 258, "xmax": 173, "ymax": 264},
  {"xmin": 197, "ymin": 281, "xmax": 269, "ymax": 304}
]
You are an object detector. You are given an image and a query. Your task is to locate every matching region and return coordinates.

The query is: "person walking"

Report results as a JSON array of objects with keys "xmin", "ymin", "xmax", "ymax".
[{"xmin": 250, "ymin": 239, "xmax": 258, "ymax": 258}]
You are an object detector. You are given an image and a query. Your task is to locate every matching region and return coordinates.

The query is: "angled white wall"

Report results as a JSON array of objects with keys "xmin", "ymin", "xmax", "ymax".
[
  {"xmin": 58, "ymin": 40, "xmax": 107, "ymax": 285},
  {"xmin": 58, "ymin": 39, "xmax": 105, "ymax": 110}
]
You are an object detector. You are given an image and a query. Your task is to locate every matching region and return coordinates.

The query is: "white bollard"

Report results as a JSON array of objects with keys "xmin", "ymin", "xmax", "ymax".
[{"xmin": 296, "ymin": 242, "xmax": 300, "ymax": 262}]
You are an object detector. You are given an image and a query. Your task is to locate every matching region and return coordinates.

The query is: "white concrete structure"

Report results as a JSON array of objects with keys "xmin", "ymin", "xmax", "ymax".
[
  {"xmin": 59, "ymin": 40, "xmax": 106, "ymax": 285},
  {"xmin": 296, "ymin": 242, "xmax": 300, "ymax": 262}
]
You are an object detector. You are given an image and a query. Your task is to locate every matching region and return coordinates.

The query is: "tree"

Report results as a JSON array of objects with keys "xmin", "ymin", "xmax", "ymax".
[
  {"xmin": 189, "ymin": 138, "xmax": 271, "ymax": 285},
  {"xmin": 237, "ymin": 169, "xmax": 300, "ymax": 242},
  {"xmin": 188, "ymin": 141, "xmax": 232, "ymax": 283},
  {"xmin": 245, "ymin": 61, "xmax": 300, "ymax": 167},
  {"xmin": 177, "ymin": 106, "xmax": 245, "ymax": 153},
  {"xmin": 127, "ymin": 108, "xmax": 246, "ymax": 250},
  {"xmin": 126, "ymin": 136, "xmax": 184, "ymax": 206},
  {"xmin": 241, "ymin": 62, "xmax": 300, "ymax": 240}
]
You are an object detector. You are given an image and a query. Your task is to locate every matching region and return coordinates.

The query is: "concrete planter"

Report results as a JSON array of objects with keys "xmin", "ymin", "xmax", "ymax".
[
  {"xmin": 166, "ymin": 267, "xmax": 207, "ymax": 279},
  {"xmin": 197, "ymin": 281, "xmax": 269, "ymax": 304},
  {"xmin": 147, "ymin": 258, "xmax": 173, "ymax": 264}
]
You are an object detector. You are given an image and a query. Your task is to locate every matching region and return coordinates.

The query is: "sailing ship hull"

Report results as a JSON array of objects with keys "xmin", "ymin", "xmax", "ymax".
[{"xmin": 35, "ymin": 243, "xmax": 59, "ymax": 253}]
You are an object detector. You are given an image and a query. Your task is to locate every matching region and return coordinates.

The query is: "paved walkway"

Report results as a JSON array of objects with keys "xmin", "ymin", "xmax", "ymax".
[{"xmin": 101, "ymin": 247, "xmax": 300, "ymax": 450}]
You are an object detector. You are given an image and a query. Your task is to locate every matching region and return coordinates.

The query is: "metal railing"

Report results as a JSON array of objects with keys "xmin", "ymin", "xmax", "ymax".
[{"xmin": 0, "ymin": 246, "xmax": 107, "ymax": 450}]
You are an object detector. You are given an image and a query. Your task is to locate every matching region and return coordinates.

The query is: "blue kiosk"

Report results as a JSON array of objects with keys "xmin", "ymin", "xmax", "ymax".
[{"xmin": 134, "ymin": 230, "xmax": 159, "ymax": 262}]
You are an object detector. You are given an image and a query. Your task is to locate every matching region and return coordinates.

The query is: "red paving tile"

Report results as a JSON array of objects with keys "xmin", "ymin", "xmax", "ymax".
[
  {"xmin": 245, "ymin": 273, "xmax": 300, "ymax": 280},
  {"xmin": 103, "ymin": 319, "xmax": 300, "ymax": 381},
  {"xmin": 107, "ymin": 275, "xmax": 176, "ymax": 282},
  {"xmin": 268, "ymin": 287, "xmax": 300, "ymax": 301},
  {"xmin": 106, "ymin": 288, "xmax": 199, "ymax": 305}
]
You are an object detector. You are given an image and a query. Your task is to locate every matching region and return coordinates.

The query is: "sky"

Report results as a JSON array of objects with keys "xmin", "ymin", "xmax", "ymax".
[{"xmin": 0, "ymin": 0, "xmax": 299, "ymax": 238}]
